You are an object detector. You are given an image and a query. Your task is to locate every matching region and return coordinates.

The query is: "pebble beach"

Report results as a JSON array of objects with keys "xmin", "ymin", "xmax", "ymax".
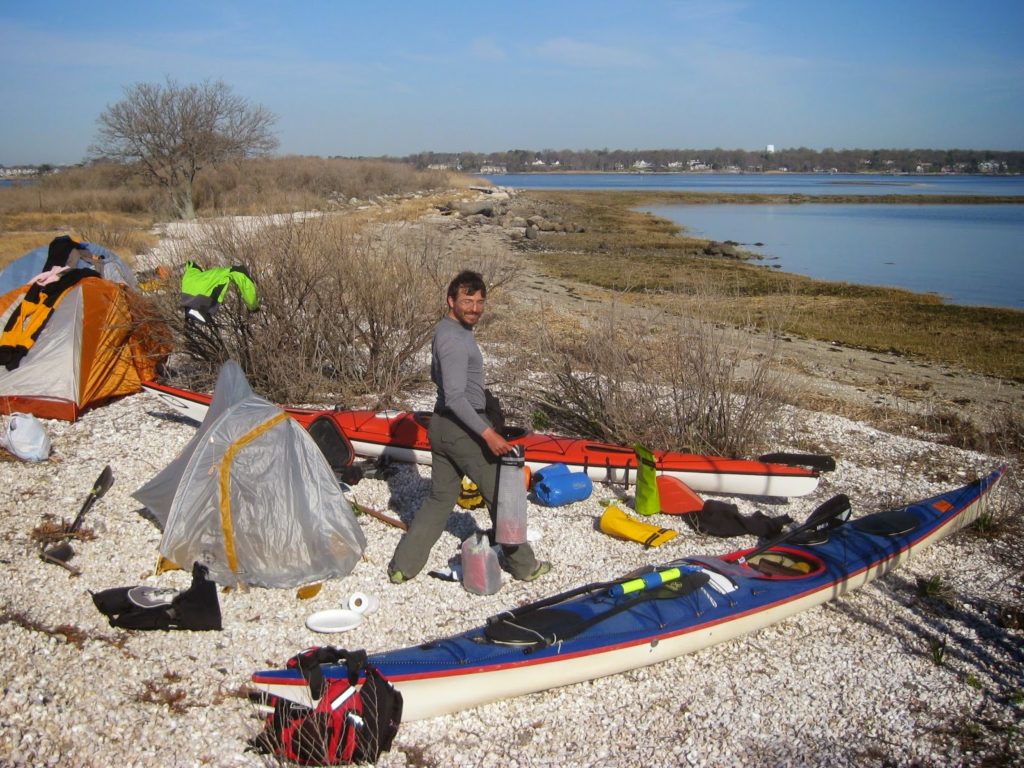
[
  {"xmin": 1, "ymin": 201, "xmax": 1022, "ymax": 767},
  {"xmin": 1, "ymin": 374, "xmax": 1021, "ymax": 768}
]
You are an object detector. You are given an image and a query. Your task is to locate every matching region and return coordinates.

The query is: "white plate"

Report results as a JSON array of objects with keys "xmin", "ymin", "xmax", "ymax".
[{"xmin": 305, "ymin": 608, "xmax": 364, "ymax": 634}]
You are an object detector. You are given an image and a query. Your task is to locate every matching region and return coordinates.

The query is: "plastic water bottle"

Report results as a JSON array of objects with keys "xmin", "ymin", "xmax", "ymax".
[
  {"xmin": 495, "ymin": 446, "xmax": 528, "ymax": 545},
  {"xmin": 461, "ymin": 532, "xmax": 501, "ymax": 595}
]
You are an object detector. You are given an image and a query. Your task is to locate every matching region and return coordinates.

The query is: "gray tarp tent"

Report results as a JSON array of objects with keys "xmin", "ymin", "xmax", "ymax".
[{"xmin": 133, "ymin": 361, "xmax": 367, "ymax": 589}]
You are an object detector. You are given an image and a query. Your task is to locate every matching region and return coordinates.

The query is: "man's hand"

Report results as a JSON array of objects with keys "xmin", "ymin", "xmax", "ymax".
[{"xmin": 482, "ymin": 427, "xmax": 513, "ymax": 457}]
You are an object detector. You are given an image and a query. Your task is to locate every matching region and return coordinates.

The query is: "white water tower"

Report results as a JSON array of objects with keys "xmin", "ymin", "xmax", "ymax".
[{"xmin": 766, "ymin": 144, "xmax": 775, "ymax": 154}]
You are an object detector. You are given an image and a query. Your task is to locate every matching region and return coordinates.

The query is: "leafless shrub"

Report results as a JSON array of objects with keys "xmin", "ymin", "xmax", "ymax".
[
  {"xmin": 502, "ymin": 296, "xmax": 789, "ymax": 457},
  {"xmin": 149, "ymin": 213, "xmax": 517, "ymax": 405}
]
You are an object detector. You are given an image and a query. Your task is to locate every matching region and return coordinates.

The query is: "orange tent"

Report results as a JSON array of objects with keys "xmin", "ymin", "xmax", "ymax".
[{"xmin": 0, "ymin": 276, "xmax": 167, "ymax": 421}]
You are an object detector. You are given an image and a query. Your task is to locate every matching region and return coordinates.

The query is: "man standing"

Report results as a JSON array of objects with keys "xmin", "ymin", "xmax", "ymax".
[{"xmin": 388, "ymin": 271, "xmax": 550, "ymax": 584}]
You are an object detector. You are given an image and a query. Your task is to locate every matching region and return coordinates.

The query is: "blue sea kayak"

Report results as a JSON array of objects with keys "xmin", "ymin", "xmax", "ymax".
[{"xmin": 252, "ymin": 466, "xmax": 1005, "ymax": 721}]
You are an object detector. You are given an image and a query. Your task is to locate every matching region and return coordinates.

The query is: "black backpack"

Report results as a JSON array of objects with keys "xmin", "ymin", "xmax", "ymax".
[{"xmin": 249, "ymin": 646, "xmax": 403, "ymax": 766}]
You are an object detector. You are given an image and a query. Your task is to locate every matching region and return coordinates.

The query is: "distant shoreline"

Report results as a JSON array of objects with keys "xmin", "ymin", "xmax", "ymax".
[{"xmin": 475, "ymin": 169, "xmax": 1022, "ymax": 178}]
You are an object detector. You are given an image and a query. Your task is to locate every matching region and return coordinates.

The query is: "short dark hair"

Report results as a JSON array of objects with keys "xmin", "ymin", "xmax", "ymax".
[{"xmin": 447, "ymin": 270, "xmax": 486, "ymax": 300}]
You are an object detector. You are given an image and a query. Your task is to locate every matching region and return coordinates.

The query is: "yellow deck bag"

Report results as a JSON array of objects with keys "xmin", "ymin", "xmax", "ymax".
[{"xmin": 599, "ymin": 504, "xmax": 677, "ymax": 548}]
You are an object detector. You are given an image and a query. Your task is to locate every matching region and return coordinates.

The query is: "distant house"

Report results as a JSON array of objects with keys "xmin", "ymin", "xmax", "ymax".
[
  {"xmin": 0, "ymin": 166, "xmax": 40, "ymax": 178},
  {"xmin": 479, "ymin": 165, "xmax": 507, "ymax": 174},
  {"xmin": 531, "ymin": 158, "xmax": 546, "ymax": 166},
  {"xmin": 632, "ymin": 160, "xmax": 652, "ymax": 170}
]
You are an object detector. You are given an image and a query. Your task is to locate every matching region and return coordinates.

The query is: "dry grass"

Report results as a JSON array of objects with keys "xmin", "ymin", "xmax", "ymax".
[
  {"xmin": 0, "ymin": 211, "xmax": 159, "ymax": 267},
  {"xmin": 0, "ymin": 157, "xmax": 461, "ymax": 270},
  {"xmin": 189, "ymin": 155, "xmax": 455, "ymax": 216}
]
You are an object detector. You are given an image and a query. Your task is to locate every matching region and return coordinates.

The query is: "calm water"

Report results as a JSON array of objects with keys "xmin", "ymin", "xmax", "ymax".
[
  {"xmin": 480, "ymin": 172, "xmax": 1024, "ymax": 197},
  {"xmin": 641, "ymin": 203, "xmax": 1024, "ymax": 309},
  {"xmin": 477, "ymin": 173, "xmax": 1024, "ymax": 309}
]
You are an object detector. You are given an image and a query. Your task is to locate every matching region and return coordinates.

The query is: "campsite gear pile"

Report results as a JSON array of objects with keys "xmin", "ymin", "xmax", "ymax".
[
  {"xmin": 587, "ymin": 444, "xmax": 800, "ymax": 547},
  {"xmin": 249, "ymin": 646, "xmax": 402, "ymax": 766},
  {"xmin": 1, "ymin": 230, "xmax": 849, "ymax": 763}
]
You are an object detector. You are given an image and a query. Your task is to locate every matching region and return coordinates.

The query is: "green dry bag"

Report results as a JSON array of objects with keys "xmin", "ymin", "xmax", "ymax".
[{"xmin": 633, "ymin": 444, "xmax": 662, "ymax": 517}]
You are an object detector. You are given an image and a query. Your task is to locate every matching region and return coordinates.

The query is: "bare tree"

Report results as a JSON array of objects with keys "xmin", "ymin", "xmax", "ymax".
[{"xmin": 91, "ymin": 79, "xmax": 278, "ymax": 219}]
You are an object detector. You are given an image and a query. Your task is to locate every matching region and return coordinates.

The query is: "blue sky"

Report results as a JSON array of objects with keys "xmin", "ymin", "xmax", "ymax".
[{"xmin": 2, "ymin": 0, "xmax": 1023, "ymax": 165}]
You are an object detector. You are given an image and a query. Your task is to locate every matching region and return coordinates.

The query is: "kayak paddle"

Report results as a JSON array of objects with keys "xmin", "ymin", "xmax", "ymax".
[
  {"xmin": 757, "ymin": 452, "xmax": 837, "ymax": 472},
  {"xmin": 736, "ymin": 493, "xmax": 851, "ymax": 567}
]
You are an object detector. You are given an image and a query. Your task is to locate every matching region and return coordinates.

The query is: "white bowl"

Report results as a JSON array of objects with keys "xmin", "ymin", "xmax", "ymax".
[{"xmin": 305, "ymin": 608, "xmax": 364, "ymax": 633}]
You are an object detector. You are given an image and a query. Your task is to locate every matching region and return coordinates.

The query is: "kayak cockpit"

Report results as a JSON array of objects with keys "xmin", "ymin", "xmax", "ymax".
[
  {"xmin": 739, "ymin": 549, "xmax": 826, "ymax": 578},
  {"xmin": 690, "ymin": 547, "xmax": 826, "ymax": 581}
]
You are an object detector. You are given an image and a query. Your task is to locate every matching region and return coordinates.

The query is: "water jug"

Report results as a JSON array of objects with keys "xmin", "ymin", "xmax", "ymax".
[
  {"xmin": 461, "ymin": 532, "xmax": 501, "ymax": 595},
  {"xmin": 495, "ymin": 446, "xmax": 528, "ymax": 545},
  {"xmin": 534, "ymin": 468, "xmax": 593, "ymax": 507},
  {"xmin": 532, "ymin": 463, "xmax": 570, "ymax": 489}
]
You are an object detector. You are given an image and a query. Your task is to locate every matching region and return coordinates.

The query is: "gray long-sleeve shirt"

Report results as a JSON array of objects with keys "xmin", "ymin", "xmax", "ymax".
[{"xmin": 432, "ymin": 316, "xmax": 488, "ymax": 436}]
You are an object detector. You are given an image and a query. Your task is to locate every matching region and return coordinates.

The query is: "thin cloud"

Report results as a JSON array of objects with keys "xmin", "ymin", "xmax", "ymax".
[
  {"xmin": 534, "ymin": 37, "xmax": 649, "ymax": 69},
  {"xmin": 470, "ymin": 37, "xmax": 507, "ymax": 61}
]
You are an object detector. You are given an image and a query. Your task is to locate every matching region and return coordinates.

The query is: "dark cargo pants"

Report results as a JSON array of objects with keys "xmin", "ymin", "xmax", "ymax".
[{"xmin": 389, "ymin": 412, "xmax": 539, "ymax": 580}]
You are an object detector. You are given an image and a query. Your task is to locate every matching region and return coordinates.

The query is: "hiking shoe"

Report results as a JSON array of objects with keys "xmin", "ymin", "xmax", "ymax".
[
  {"xmin": 388, "ymin": 568, "xmax": 408, "ymax": 585},
  {"xmin": 518, "ymin": 560, "xmax": 551, "ymax": 582}
]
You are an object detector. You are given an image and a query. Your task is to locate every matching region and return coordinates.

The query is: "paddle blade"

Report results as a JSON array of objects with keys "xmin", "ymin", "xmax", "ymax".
[
  {"xmin": 739, "ymin": 494, "xmax": 852, "ymax": 565},
  {"xmin": 758, "ymin": 452, "xmax": 837, "ymax": 473},
  {"xmin": 805, "ymin": 494, "xmax": 852, "ymax": 530}
]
